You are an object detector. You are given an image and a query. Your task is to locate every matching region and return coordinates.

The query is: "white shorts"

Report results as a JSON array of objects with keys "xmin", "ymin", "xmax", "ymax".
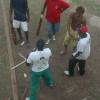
[{"xmin": 13, "ymin": 19, "xmax": 28, "ymax": 32}]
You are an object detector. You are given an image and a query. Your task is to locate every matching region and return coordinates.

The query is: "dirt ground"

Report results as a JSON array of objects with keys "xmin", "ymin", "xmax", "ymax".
[{"xmin": 0, "ymin": 0, "xmax": 100, "ymax": 100}]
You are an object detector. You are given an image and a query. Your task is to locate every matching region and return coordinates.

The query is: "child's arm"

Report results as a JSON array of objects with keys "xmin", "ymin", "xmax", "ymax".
[{"xmin": 66, "ymin": 16, "xmax": 71, "ymax": 36}]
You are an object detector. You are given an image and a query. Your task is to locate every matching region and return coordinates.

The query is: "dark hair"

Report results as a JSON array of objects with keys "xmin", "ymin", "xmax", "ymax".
[
  {"xmin": 76, "ymin": 6, "xmax": 85, "ymax": 14},
  {"xmin": 36, "ymin": 39, "xmax": 45, "ymax": 51}
]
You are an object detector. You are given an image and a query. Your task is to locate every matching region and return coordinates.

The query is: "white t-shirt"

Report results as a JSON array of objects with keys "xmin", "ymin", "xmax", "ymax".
[
  {"xmin": 27, "ymin": 48, "xmax": 52, "ymax": 72},
  {"xmin": 72, "ymin": 32, "xmax": 91, "ymax": 60}
]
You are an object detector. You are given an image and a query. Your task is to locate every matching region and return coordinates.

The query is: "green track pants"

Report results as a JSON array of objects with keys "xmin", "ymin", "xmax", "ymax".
[{"xmin": 30, "ymin": 68, "xmax": 54, "ymax": 100}]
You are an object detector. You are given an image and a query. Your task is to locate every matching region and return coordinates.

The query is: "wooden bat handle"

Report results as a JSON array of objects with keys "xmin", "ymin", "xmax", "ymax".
[{"xmin": 36, "ymin": 17, "xmax": 43, "ymax": 36}]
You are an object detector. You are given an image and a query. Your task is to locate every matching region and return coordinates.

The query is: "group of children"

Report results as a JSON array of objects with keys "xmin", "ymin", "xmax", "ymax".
[
  {"xmin": 9, "ymin": 0, "xmax": 91, "ymax": 100},
  {"xmin": 26, "ymin": 26, "xmax": 91, "ymax": 100}
]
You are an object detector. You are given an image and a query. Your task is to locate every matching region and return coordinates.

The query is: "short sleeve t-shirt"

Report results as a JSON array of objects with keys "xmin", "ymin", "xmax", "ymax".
[
  {"xmin": 45, "ymin": 0, "xmax": 70, "ymax": 23},
  {"xmin": 12, "ymin": 0, "xmax": 27, "ymax": 21},
  {"xmin": 72, "ymin": 33, "xmax": 91, "ymax": 60},
  {"xmin": 27, "ymin": 48, "xmax": 52, "ymax": 72}
]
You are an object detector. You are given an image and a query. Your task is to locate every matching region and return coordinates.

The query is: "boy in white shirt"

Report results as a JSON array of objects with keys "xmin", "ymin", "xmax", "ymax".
[
  {"xmin": 26, "ymin": 39, "xmax": 54, "ymax": 100},
  {"xmin": 64, "ymin": 25, "xmax": 91, "ymax": 76}
]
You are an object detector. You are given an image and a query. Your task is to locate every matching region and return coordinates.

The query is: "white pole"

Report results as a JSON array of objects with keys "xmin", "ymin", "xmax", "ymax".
[
  {"xmin": 11, "ymin": 52, "xmax": 27, "ymax": 70},
  {"xmin": 11, "ymin": 60, "xmax": 26, "ymax": 70}
]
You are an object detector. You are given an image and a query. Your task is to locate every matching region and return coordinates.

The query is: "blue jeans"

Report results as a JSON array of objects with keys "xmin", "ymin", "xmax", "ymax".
[{"xmin": 47, "ymin": 21, "xmax": 60, "ymax": 39}]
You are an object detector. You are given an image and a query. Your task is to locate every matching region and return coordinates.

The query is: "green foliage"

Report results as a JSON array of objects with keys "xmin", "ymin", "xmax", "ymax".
[{"xmin": 70, "ymin": 0, "xmax": 79, "ymax": 3}]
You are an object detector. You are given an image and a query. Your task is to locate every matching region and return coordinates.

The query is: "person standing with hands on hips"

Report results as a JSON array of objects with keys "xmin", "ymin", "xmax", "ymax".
[{"xmin": 40, "ymin": 0, "xmax": 70, "ymax": 44}]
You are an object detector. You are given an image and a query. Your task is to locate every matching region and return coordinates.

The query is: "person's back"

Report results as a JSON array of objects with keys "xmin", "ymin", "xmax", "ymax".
[
  {"xmin": 28, "ymin": 48, "xmax": 52, "ymax": 72},
  {"xmin": 26, "ymin": 39, "xmax": 54, "ymax": 100}
]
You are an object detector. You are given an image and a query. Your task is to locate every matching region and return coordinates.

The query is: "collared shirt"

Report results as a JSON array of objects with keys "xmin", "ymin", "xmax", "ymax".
[
  {"xmin": 72, "ymin": 33, "xmax": 91, "ymax": 60},
  {"xmin": 27, "ymin": 48, "xmax": 52, "ymax": 72}
]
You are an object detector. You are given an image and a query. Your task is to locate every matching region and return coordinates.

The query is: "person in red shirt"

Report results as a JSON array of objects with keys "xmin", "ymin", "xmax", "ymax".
[{"xmin": 41, "ymin": 0, "xmax": 70, "ymax": 44}]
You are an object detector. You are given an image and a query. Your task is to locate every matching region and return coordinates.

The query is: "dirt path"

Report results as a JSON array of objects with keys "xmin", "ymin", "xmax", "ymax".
[
  {"xmin": 0, "ymin": 1, "xmax": 11, "ymax": 99},
  {"xmin": 0, "ymin": 0, "xmax": 100, "ymax": 100},
  {"xmin": 0, "ymin": 0, "xmax": 19, "ymax": 99}
]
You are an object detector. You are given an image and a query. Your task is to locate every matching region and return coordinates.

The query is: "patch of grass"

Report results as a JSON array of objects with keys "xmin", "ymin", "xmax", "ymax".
[
  {"xmin": 0, "ymin": 27, "xmax": 4, "ymax": 32},
  {"xmin": 70, "ymin": 0, "xmax": 79, "ymax": 3}
]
